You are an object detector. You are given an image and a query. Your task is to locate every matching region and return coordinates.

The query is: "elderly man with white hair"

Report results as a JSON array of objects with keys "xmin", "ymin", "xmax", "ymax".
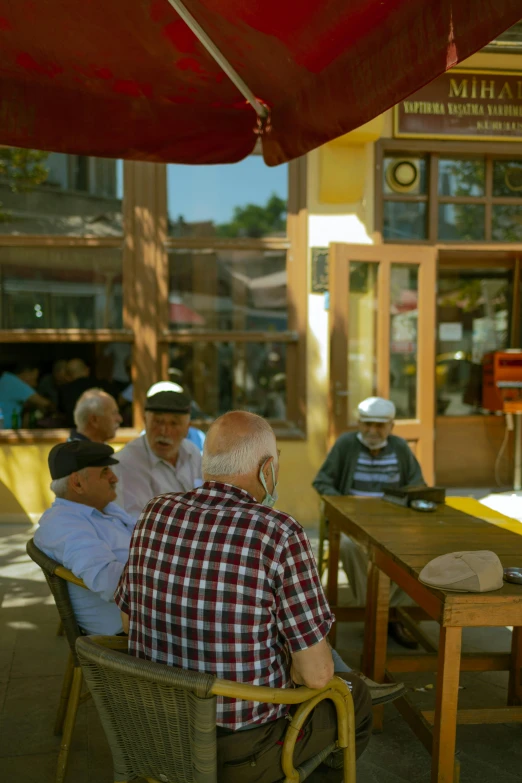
[
  {"xmin": 114, "ymin": 388, "xmax": 201, "ymax": 519},
  {"xmin": 116, "ymin": 411, "xmax": 407, "ymax": 782},
  {"xmin": 34, "ymin": 441, "xmax": 136, "ymax": 635},
  {"xmin": 69, "ymin": 388, "xmax": 122, "ymax": 444},
  {"xmin": 313, "ymin": 396, "xmax": 425, "ymax": 649}
]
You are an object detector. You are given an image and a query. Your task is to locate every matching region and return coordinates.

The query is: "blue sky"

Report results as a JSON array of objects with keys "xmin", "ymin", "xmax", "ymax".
[
  {"xmin": 117, "ymin": 156, "xmax": 288, "ymax": 226},
  {"xmin": 167, "ymin": 157, "xmax": 288, "ymax": 225}
]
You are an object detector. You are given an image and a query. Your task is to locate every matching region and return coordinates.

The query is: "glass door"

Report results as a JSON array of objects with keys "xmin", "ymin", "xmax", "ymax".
[{"xmin": 328, "ymin": 243, "xmax": 437, "ymax": 484}]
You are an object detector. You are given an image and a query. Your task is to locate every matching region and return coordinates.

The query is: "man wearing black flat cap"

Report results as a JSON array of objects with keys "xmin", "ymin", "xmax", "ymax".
[
  {"xmin": 114, "ymin": 389, "xmax": 202, "ymax": 519},
  {"xmin": 33, "ymin": 440, "xmax": 137, "ymax": 635}
]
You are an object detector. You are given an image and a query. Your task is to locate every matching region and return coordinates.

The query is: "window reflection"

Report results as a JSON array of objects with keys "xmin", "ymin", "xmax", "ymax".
[
  {"xmin": 347, "ymin": 262, "xmax": 378, "ymax": 425},
  {"xmin": 437, "ymin": 269, "xmax": 511, "ymax": 415},
  {"xmin": 390, "ymin": 265, "xmax": 418, "ymax": 419},
  {"xmin": 493, "ymin": 160, "xmax": 522, "ymax": 197},
  {"xmin": 383, "ymin": 202, "xmax": 427, "ymax": 240},
  {"xmin": 438, "ymin": 158, "xmax": 485, "ymax": 197},
  {"xmin": 169, "ymin": 342, "xmax": 287, "ymax": 420},
  {"xmin": 167, "ymin": 158, "xmax": 288, "ymax": 238},
  {"xmin": 0, "ymin": 150, "xmax": 122, "ymax": 235},
  {"xmin": 168, "ymin": 248, "xmax": 287, "ymax": 332},
  {"xmin": 492, "ymin": 205, "xmax": 522, "ymax": 241},
  {"xmin": 0, "ymin": 247, "xmax": 123, "ymax": 329},
  {"xmin": 438, "ymin": 204, "xmax": 485, "ymax": 241}
]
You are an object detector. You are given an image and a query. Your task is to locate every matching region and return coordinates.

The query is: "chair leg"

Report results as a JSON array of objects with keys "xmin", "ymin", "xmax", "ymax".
[
  {"xmin": 54, "ymin": 653, "xmax": 75, "ymax": 735},
  {"xmin": 56, "ymin": 666, "xmax": 82, "ymax": 783}
]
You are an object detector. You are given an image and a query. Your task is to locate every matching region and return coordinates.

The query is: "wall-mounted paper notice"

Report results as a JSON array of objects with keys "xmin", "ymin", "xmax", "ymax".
[{"xmin": 439, "ymin": 322, "xmax": 463, "ymax": 341}]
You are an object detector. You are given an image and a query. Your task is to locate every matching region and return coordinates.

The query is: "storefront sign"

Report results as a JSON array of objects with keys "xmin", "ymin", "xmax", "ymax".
[
  {"xmin": 311, "ymin": 247, "xmax": 329, "ymax": 293},
  {"xmin": 394, "ymin": 70, "xmax": 522, "ymax": 142}
]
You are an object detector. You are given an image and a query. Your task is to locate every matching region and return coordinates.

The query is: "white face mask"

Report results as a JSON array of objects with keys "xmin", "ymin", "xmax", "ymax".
[
  {"xmin": 357, "ymin": 431, "xmax": 388, "ymax": 451},
  {"xmin": 259, "ymin": 459, "xmax": 278, "ymax": 507}
]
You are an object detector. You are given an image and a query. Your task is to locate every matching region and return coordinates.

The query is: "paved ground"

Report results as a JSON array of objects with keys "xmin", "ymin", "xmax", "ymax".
[{"xmin": 1, "ymin": 522, "xmax": 521, "ymax": 783}]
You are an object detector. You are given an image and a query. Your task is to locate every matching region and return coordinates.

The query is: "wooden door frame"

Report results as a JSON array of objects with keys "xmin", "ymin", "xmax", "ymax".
[{"xmin": 328, "ymin": 243, "xmax": 437, "ymax": 484}]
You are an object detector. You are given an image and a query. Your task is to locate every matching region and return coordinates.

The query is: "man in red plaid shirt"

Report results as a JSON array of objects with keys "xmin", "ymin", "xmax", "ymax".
[{"xmin": 116, "ymin": 411, "xmax": 373, "ymax": 781}]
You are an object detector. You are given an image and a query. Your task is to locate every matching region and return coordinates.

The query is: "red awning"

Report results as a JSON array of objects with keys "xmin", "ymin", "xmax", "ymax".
[{"xmin": 0, "ymin": 1, "xmax": 519, "ymax": 165}]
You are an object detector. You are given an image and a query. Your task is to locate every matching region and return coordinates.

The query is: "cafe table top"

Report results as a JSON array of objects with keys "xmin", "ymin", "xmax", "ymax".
[{"xmin": 323, "ymin": 496, "xmax": 522, "ymax": 626}]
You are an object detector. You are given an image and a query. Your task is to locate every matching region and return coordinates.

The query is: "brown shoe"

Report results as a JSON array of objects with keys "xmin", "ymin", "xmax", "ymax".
[{"xmin": 388, "ymin": 621, "xmax": 419, "ymax": 649}]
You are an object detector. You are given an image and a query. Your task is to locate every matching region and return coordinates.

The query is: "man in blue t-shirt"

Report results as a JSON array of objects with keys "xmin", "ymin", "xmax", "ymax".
[{"xmin": 0, "ymin": 363, "xmax": 52, "ymax": 428}]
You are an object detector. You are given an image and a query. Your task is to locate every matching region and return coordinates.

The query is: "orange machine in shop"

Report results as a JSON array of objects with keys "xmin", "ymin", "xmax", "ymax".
[{"xmin": 482, "ymin": 350, "xmax": 522, "ymax": 490}]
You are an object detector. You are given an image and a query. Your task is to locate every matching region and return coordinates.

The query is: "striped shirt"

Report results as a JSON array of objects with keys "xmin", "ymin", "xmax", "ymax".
[{"xmin": 350, "ymin": 442, "xmax": 401, "ymax": 497}]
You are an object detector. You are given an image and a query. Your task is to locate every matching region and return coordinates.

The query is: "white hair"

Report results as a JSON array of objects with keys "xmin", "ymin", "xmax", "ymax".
[
  {"xmin": 73, "ymin": 388, "xmax": 109, "ymax": 430},
  {"xmin": 49, "ymin": 476, "xmax": 70, "ymax": 498},
  {"xmin": 49, "ymin": 468, "xmax": 89, "ymax": 498},
  {"xmin": 202, "ymin": 413, "xmax": 277, "ymax": 476}
]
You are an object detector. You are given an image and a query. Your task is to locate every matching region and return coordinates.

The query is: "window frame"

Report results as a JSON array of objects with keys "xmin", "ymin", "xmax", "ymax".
[
  {"xmin": 376, "ymin": 139, "xmax": 522, "ymax": 245},
  {"xmin": 0, "ymin": 157, "xmax": 307, "ymax": 439}
]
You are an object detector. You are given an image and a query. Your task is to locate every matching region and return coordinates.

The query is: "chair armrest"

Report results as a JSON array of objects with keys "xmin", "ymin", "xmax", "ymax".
[
  {"xmin": 212, "ymin": 677, "xmax": 356, "ymax": 783},
  {"xmin": 211, "ymin": 675, "xmax": 350, "ymax": 705},
  {"xmin": 55, "ymin": 565, "xmax": 88, "ymax": 590}
]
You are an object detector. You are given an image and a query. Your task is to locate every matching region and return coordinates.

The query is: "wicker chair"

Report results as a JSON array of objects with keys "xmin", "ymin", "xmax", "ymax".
[
  {"xmin": 76, "ymin": 635, "xmax": 357, "ymax": 783},
  {"xmin": 26, "ymin": 538, "xmax": 92, "ymax": 783}
]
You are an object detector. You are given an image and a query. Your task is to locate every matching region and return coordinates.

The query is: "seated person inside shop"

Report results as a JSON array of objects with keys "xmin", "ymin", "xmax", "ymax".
[
  {"xmin": 313, "ymin": 396, "xmax": 425, "ymax": 649},
  {"xmin": 114, "ymin": 388, "xmax": 202, "ymax": 519},
  {"xmin": 34, "ymin": 441, "xmax": 136, "ymax": 635},
  {"xmin": 0, "ymin": 362, "xmax": 53, "ymax": 428}
]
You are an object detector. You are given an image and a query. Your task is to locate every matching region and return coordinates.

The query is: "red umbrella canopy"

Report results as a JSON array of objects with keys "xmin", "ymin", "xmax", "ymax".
[{"xmin": 0, "ymin": 1, "xmax": 520, "ymax": 165}]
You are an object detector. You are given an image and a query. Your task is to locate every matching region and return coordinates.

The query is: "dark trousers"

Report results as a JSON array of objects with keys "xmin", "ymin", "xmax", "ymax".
[{"xmin": 216, "ymin": 673, "xmax": 372, "ymax": 783}]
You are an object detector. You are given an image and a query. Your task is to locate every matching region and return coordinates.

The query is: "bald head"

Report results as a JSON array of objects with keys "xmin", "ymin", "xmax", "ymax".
[{"xmin": 203, "ymin": 411, "xmax": 277, "ymax": 479}]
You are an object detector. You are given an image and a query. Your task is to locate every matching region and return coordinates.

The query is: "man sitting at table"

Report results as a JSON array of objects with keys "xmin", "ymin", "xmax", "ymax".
[
  {"xmin": 313, "ymin": 396, "xmax": 425, "ymax": 649},
  {"xmin": 114, "ymin": 389, "xmax": 202, "ymax": 519},
  {"xmin": 115, "ymin": 411, "xmax": 384, "ymax": 781},
  {"xmin": 34, "ymin": 441, "xmax": 136, "ymax": 635}
]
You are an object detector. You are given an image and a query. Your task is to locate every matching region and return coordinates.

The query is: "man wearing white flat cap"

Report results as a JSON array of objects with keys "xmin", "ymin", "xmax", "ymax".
[
  {"xmin": 313, "ymin": 396, "xmax": 425, "ymax": 648},
  {"xmin": 114, "ymin": 386, "xmax": 202, "ymax": 519}
]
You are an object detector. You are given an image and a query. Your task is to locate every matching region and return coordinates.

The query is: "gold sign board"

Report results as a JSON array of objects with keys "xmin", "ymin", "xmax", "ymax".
[{"xmin": 394, "ymin": 69, "xmax": 522, "ymax": 142}]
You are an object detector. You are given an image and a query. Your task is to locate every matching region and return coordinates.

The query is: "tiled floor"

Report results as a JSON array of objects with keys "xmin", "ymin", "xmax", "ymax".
[{"xmin": 1, "ymin": 523, "xmax": 521, "ymax": 783}]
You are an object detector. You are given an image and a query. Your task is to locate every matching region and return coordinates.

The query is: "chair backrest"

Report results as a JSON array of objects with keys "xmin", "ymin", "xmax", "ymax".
[
  {"xmin": 76, "ymin": 635, "xmax": 218, "ymax": 783},
  {"xmin": 26, "ymin": 537, "xmax": 83, "ymax": 663}
]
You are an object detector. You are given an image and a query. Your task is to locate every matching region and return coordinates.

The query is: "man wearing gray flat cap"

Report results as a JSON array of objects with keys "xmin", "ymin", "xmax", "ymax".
[
  {"xmin": 313, "ymin": 396, "xmax": 425, "ymax": 649},
  {"xmin": 114, "ymin": 389, "xmax": 202, "ymax": 519}
]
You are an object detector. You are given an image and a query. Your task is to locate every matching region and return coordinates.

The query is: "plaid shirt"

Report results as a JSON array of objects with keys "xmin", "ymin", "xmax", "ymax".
[{"xmin": 115, "ymin": 481, "xmax": 333, "ymax": 730}]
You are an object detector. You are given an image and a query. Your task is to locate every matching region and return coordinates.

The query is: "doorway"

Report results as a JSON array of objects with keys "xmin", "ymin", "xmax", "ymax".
[
  {"xmin": 328, "ymin": 243, "xmax": 437, "ymax": 484},
  {"xmin": 435, "ymin": 251, "xmax": 521, "ymax": 487}
]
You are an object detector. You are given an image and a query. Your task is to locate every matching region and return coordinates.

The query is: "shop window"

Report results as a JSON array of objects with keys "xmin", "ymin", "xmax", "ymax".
[
  {"xmin": 168, "ymin": 248, "xmax": 287, "ymax": 332},
  {"xmin": 168, "ymin": 342, "xmax": 287, "ymax": 420},
  {"xmin": 166, "ymin": 158, "xmax": 304, "ymax": 431},
  {"xmin": 0, "ymin": 246, "xmax": 123, "ymax": 329},
  {"xmin": 0, "ymin": 341, "xmax": 132, "ymax": 429},
  {"xmin": 378, "ymin": 143, "xmax": 522, "ymax": 243},
  {"xmin": 438, "ymin": 204, "xmax": 486, "ymax": 241},
  {"xmin": 0, "ymin": 149, "xmax": 122, "ymax": 235},
  {"xmin": 436, "ymin": 267, "xmax": 511, "ymax": 416},
  {"xmin": 390, "ymin": 264, "xmax": 418, "ymax": 419},
  {"xmin": 382, "ymin": 155, "xmax": 428, "ymax": 240}
]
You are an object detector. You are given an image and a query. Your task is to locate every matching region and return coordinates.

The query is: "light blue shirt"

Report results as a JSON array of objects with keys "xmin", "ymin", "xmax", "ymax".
[
  {"xmin": 34, "ymin": 498, "xmax": 136, "ymax": 634},
  {"xmin": 186, "ymin": 426, "xmax": 205, "ymax": 453},
  {"xmin": 0, "ymin": 371, "xmax": 34, "ymax": 428}
]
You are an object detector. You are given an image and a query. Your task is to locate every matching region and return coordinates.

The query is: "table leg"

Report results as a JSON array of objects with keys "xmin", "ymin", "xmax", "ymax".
[
  {"xmin": 362, "ymin": 555, "xmax": 390, "ymax": 731},
  {"xmin": 508, "ymin": 626, "xmax": 522, "ymax": 706},
  {"xmin": 327, "ymin": 518, "xmax": 340, "ymax": 648},
  {"xmin": 432, "ymin": 626, "xmax": 462, "ymax": 783}
]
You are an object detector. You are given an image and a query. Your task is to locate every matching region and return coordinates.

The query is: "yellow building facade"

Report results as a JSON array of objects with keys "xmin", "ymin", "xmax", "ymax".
[{"xmin": 1, "ymin": 47, "xmax": 522, "ymax": 525}]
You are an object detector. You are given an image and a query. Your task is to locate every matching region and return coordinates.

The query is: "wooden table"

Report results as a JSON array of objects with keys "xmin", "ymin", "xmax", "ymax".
[{"xmin": 324, "ymin": 496, "xmax": 522, "ymax": 783}]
